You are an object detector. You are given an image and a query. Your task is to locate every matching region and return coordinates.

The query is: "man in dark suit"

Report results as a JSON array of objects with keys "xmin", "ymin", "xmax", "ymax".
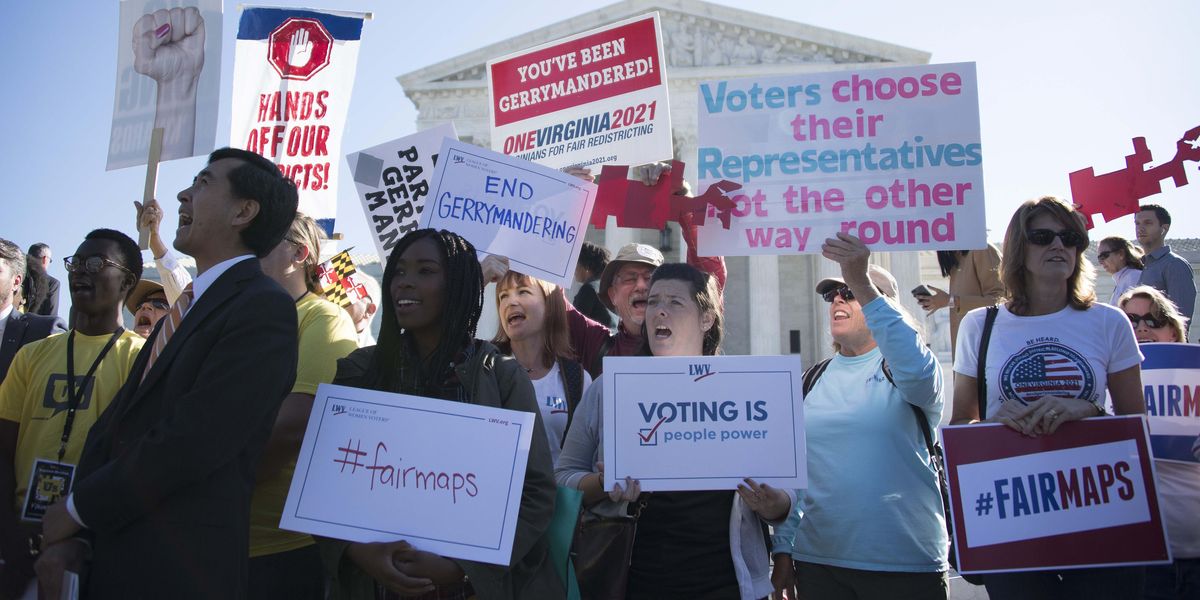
[
  {"xmin": 22, "ymin": 243, "xmax": 60, "ymax": 318},
  {"xmin": 35, "ymin": 148, "xmax": 300, "ymax": 599},
  {"xmin": 0, "ymin": 239, "xmax": 65, "ymax": 382}
]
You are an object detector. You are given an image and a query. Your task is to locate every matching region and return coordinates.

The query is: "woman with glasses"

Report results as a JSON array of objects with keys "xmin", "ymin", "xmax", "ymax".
[
  {"xmin": 771, "ymin": 233, "xmax": 948, "ymax": 600},
  {"xmin": 1117, "ymin": 286, "xmax": 1197, "ymax": 600},
  {"xmin": 1096, "ymin": 236, "xmax": 1144, "ymax": 305},
  {"xmin": 951, "ymin": 196, "xmax": 1145, "ymax": 599}
]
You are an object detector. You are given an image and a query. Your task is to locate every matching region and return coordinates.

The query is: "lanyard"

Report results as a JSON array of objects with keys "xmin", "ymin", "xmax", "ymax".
[{"xmin": 61, "ymin": 328, "xmax": 123, "ymax": 462}]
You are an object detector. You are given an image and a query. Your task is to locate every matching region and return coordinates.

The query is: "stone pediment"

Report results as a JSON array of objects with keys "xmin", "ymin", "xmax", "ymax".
[{"xmin": 398, "ymin": 0, "xmax": 929, "ymax": 92}]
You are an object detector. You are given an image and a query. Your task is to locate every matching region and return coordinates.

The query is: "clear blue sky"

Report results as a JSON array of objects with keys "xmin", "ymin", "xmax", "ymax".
[{"xmin": 4, "ymin": 1, "xmax": 1197, "ymax": 316}]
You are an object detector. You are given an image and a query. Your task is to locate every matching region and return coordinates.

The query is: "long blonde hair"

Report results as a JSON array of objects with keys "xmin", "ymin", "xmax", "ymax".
[
  {"xmin": 286, "ymin": 213, "xmax": 325, "ymax": 294},
  {"xmin": 1118, "ymin": 285, "xmax": 1188, "ymax": 343}
]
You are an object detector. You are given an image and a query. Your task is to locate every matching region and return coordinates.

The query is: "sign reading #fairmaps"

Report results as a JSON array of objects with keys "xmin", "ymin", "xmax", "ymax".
[
  {"xmin": 347, "ymin": 124, "xmax": 457, "ymax": 261},
  {"xmin": 421, "ymin": 139, "xmax": 597, "ymax": 289},
  {"xmin": 487, "ymin": 13, "xmax": 673, "ymax": 171},
  {"xmin": 942, "ymin": 416, "xmax": 1171, "ymax": 574},
  {"xmin": 1135, "ymin": 343, "xmax": 1200, "ymax": 464},
  {"xmin": 602, "ymin": 356, "xmax": 806, "ymax": 492},
  {"xmin": 696, "ymin": 62, "xmax": 985, "ymax": 256},
  {"xmin": 280, "ymin": 384, "xmax": 534, "ymax": 566}
]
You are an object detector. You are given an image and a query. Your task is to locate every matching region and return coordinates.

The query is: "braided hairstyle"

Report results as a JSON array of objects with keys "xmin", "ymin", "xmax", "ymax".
[{"xmin": 371, "ymin": 229, "xmax": 483, "ymax": 394}]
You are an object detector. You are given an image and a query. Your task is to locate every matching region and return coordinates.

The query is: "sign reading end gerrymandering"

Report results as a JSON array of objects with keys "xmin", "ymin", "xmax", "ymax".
[
  {"xmin": 487, "ymin": 13, "xmax": 673, "ymax": 171},
  {"xmin": 696, "ymin": 62, "xmax": 985, "ymax": 256},
  {"xmin": 942, "ymin": 417, "xmax": 1170, "ymax": 573},
  {"xmin": 280, "ymin": 384, "xmax": 534, "ymax": 566},
  {"xmin": 420, "ymin": 139, "xmax": 597, "ymax": 289},
  {"xmin": 601, "ymin": 355, "xmax": 805, "ymax": 492}
]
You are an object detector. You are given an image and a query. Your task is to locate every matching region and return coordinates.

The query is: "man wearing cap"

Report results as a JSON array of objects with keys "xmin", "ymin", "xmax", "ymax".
[
  {"xmin": 771, "ymin": 232, "xmax": 948, "ymax": 599},
  {"xmin": 124, "ymin": 280, "xmax": 170, "ymax": 339}
]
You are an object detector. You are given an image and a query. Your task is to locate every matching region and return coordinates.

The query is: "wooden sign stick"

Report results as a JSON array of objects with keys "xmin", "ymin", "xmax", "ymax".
[{"xmin": 139, "ymin": 127, "xmax": 165, "ymax": 250}]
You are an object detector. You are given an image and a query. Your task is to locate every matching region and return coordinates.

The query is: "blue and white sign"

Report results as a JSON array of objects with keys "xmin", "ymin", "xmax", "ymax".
[
  {"xmin": 1137, "ymin": 343, "xmax": 1200, "ymax": 464},
  {"xmin": 601, "ymin": 355, "xmax": 806, "ymax": 492},
  {"xmin": 421, "ymin": 138, "xmax": 597, "ymax": 288}
]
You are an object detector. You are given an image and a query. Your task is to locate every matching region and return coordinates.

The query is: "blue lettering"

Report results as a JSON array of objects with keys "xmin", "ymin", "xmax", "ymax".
[{"xmin": 994, "ymin": 479, "xmax": 1009, "ymax": 519}]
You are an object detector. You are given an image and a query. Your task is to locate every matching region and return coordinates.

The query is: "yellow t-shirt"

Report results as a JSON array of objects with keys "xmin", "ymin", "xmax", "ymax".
[
  {"xmin": 249, "ymin": 293, "xmax": 357, "ymax": 557},
  {"xmin": 0, "ymin": 330, "xmax": 144, "ymax": 518}
]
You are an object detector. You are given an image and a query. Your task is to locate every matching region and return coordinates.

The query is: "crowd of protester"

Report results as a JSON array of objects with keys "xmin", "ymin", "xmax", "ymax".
[{"xmin": 0, "ymin": 148, "xmax": 1195, "ymax": 600}]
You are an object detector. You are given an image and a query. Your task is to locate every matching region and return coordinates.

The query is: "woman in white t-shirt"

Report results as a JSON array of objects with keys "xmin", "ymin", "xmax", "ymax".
[
  {"xmin": 952, "ymin": 196, "xmax": 1145, "ymax": 600},
  {"xmin": 492, "ymin": 270, "xmax": 591, "ymax": 464}
]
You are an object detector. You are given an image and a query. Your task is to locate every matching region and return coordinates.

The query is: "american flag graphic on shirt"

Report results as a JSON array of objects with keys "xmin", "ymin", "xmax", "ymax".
[{"xmin": 999, "ymin": 342, "xmax": 1096, "ymax": 405}]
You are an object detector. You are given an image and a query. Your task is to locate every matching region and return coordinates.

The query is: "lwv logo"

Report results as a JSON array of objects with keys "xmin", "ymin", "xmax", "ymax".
[{"xmin": 689, "ymin": 363, "xmax": 715, "ymax": 381}]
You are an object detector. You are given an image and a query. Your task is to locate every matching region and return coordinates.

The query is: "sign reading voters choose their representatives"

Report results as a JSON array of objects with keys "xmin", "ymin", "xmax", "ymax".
[
  {"xmin": 280, "ymin": 384, "xmax": 534, "ymax": 566},
  {"xmin": 942, "ymin": 417, "xmax": 1170, "ymax": 574},
  {"xmin": 487, "ymin": 13, "xmax": 673, "ymax": 170},
  {"xmin": 696, "ymin": 62, "xmax": 985, "ymax": 256},
  {"xmin": 421, "ymin": 139, "xmax": 597, "ymax": 289},
  {"xmin": 601, "ymin": 356, "xmax": 806, "ymax": 492}
]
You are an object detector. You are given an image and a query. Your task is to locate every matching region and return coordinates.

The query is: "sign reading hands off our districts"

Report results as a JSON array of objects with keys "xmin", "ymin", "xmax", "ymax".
[
  {"xmin": 942, "ymin": 417, "xmax": 1170, "ymax": 574},
  {"xmin": 601, "ymin": 356, "xmax": 806, "ymax": 492},
  {"xmin": 280, "ymin": 384, "xmax": 534, "ymax": 565}
]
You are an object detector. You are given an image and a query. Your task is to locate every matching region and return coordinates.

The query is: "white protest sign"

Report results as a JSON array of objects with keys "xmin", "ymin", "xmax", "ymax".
[
  {"xmin": 280, "ymin": 383, "xmax": 534, "ymax": 566},
  {"xmin": 1134, "ymin": 343, "xmax": 1200, "ymax": 464},
  {"xmin": 231, "ymin": 7, "xmax": 367, "ymax": 236},
  {"xmin": 421, "ymin": 139, "xmax": 597, "ymax": 289},
  {"xmin": 347, "ymin": 124, "xmax": 457, "ymax": 261},
  {"xmin": 696, "ymin": 62, "xmax": 985, "ymax": 256},
  {"xmin": 108, "ymin": 0, "xmax": 222, "ymax": 170},
  {"xmin": 601, "ymin": 355, "xmax": 805, "ymax": 492},
  {"xmin": 487, "ymin": 13, "xmax": 672, "ymax": 170}
]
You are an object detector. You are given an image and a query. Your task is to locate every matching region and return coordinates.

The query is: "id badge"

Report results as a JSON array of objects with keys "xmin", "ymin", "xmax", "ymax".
[{"xmin": 21, "ymin": 459, "xmax": 75, "ymax": 522}]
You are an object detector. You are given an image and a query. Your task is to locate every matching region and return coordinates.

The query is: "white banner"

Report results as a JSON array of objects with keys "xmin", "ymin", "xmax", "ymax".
[
  {"xmin": 487, "ymin": 13, "xmax": 673, "ymax": 171},
  {"xmin": 231, "ymin": 7, "xmax": 366, "ymax": 235},
  {"xmin": 601, "ymin": 355, "xmax": 806, "ymax": 492},
  {"xmin": 281, "ymin": 384, "xmax": 534, "ymax": 566},
  {"xmin": 108, "ymin": 0, "xmax": 223, "ymax": 170},
  {"xmin": 696, "ymin": 62, "xmax": 985, "ymax": 256},
  {"xmin": 420, "ymin": 139, "xmax": 597, "ymax": 289},
  {"xmin": 347, "ymin": 124, "xmax": 458, "ymax": 261}
]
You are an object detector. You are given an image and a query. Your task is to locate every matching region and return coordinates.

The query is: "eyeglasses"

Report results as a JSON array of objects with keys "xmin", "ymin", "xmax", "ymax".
[
  {"xmin": 616, "ymin": 272, "xmax": 653, "ymax": 286},
  {"xmin": 1026, "ymin": 228, "xmax": 1085, "ymax": 248},
  {"xmin": 1096, "ymin": 251, "xmax": 1113, "ymax": 261},
  {"xmin": 136, "ymin": 298, "xmax": 170, "ymax": 311},
  {"xmin": 1126, "ymin": 312, "xmax": 1166, "ymax": 329},
  {"xmin": 821, "ymin": 286, "xmax": 855, "ymax": 303},
  {"xmin": 64, "ymin": 255, "xmax": 134, "ymax": 276}
]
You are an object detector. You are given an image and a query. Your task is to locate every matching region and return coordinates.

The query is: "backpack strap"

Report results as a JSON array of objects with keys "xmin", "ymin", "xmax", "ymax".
[
  {"xmin": 590, "ymin": 336, "xmax": 614, "ymax": 378},
  {"xmin": 559, "ymin": 359, "xmax": 585, "ymax": 447},
  {"xmin": 976, "ymin": 305, "xmax": 1000, "ymax": 420},
  {"xmin": 801, "ymin": 358, "xmax": 833, "ymax": 397}
]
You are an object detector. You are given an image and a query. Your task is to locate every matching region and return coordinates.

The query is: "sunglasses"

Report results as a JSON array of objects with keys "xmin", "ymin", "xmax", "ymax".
[
  {"xmin": 1096, "ymin": 250, "xmax": 1113, "ymax": 261},
  {"xmin": 136, "ymin": 298, "xmax": 170, "ymax": 311},
  {"xmin": 1126, "ymin": 312, "xmax": 1166, "ymax": 329},
  {"xmin": 64, "ymin": 255, "xmax": 134, "ymax": 276},
  {"xmin": 821, "ymin": 286, "xmax": 855, "ymax": 303},
  {"xmin": 1026, "ymin": 228, "xmax": 1085, "ymax": 248}
]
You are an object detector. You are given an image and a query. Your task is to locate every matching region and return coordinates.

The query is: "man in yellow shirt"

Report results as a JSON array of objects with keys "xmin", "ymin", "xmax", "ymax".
[
  {"xmin": 0, "ymin": 229, "xmax": 145, "ymax": 597},
  {"xmin": 251, "ymin": 214, "xmax": 358, "ymax": 598}
]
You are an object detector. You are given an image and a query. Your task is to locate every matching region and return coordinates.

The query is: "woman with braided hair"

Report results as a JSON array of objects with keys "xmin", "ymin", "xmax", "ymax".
[{"xmin": 321, "ymin": 229, "xmax": 562, "ymax": 600}]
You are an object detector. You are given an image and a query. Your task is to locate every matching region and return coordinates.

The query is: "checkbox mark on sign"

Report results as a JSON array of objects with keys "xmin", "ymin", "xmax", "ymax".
[{"xmin": 639, "ymin": 417, "xmax": 667, "ymax": 446}]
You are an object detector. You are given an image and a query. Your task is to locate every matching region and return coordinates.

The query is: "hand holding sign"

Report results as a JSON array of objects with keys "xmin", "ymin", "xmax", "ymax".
[
  {"xmin": 993, "ymin": 395, "xmax": 1100, "ymax": 437},
  {"xmin": 736, "ymin": 478, "xmax": 790, "ymax": 521},
  {"xmin": 345, "ymin": 541, "xmax": 434, "ymax": 596}
]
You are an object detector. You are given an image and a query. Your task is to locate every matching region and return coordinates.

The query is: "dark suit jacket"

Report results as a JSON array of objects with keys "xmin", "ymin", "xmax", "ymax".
[
  {"xmin": 0, "ymin": 309, "xmax": 66, "ymax": 381},
  {"xmin": 72, "ymin": 258, "xmax": 298, "ymax": 599},
  {"xmin": 24, "ymin": 274, "xmax": 59, "ymax": 317}
]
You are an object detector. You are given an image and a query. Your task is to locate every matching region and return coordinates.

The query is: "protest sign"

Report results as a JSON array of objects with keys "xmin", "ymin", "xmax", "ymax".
[
  {"xmin": 108, "ymin": 0, "xmax": 222, "ymax": 170},
  {"xmin": 942, "ymin": 417, "xmax": 1170, "ymax": 573},
  {"xmin": 487, "ymin": 13, "xmax": 672, "ymax": 170},
  {"xmin": 347, "ymin": 124, "xmax": 457, "ymax": 260},
  {"xmin": 280, "ymin": 383, "xmax": 534, "ymax": 566},
  {"xmin": 1135, "ymin": 343, "xmax": 1200, "ymax": 464},
  {"xmin": 421, "ymin": 139, "xmax": 597, "ymax": 289},
  {"xmin": 231, "ymin": 7, "xmax": 367, "ymax": 236},
  {"xmin": 601, "ymin": 356, "xmax": 805, "ymax": 492},
  {"xmin": 695, "ymin": 62, "xmax": 985, "ymax": 256}
]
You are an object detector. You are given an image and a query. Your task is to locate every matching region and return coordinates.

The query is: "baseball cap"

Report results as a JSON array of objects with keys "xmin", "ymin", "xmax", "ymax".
[{"xmin": 815, "ymin": 264, "xmax": 899, "ymax": 300}]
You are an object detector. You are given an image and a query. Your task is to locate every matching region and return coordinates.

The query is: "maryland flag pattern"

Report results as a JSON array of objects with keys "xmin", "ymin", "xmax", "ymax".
[{"xmin": 317, "ymin": 250, "xmax": 369, "ymax": 307}]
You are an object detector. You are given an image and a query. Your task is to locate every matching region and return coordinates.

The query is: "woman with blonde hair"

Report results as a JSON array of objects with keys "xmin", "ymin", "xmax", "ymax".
[
  {"xmin": 951, "ymin": 196, "xmax": 1145, "ymax": 599},
  {"xmin": 493, "ymin": 270, "xmax": 591, "ymax": 462}
]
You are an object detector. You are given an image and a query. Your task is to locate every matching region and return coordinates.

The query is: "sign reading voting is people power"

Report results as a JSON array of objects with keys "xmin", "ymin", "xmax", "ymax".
[
  {"xmin": 942, "ymin": 417, "xmax": 1170, "ymax": 574},
  {"xmin": 421, "ymin": 139, "xmax": 597, "ymax": 289},
  {"xmin": 280, "ymin": 384, "xmax": 534, "ymax": 566},
  {"xmin": 696, "ymin": 62, "xmax": 985, "ymax": 256},
  {"xmin": 602, "ymin": 356, "xmax": 806, "ymax": 492}
]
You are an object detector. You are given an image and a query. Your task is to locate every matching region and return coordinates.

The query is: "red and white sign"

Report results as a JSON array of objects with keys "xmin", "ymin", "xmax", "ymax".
[
  {"xmin": 942, "ymin": 416, "xmax": 1171, "ymax": 573},
  {"xmin": 267, "ymin": 18, "xmax": 332, "ymax": 80},
  {"xmin": 487, "ymin": 13, "xmax": 673, "ymax": 171}
]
